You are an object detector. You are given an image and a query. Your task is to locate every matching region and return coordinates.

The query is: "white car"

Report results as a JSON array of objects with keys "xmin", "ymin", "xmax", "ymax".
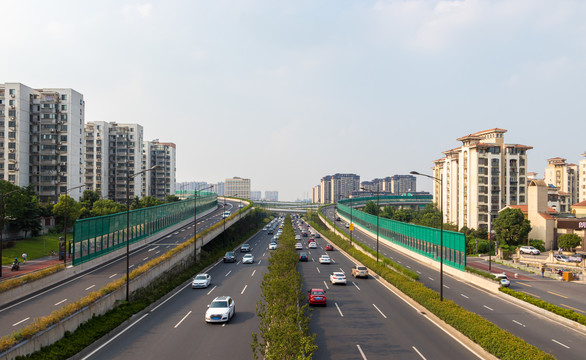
[
  {"xmin": 519, "ymin": 246, "xmax": 540, "ymax": 255},
  {"xmin": 295, "ymin": 242, "xmax": 303, "ymax": 250},
  {"xmin": 242, "ymin": 254, "xmax": 254, "ymax": 264},
  {"xmin": 319, "ymin": 255, "xmax": 331, "ymax": 264},
  {"xmin": 308, "ymin": 242, "xmax": 317, "ymax": 249},
  {"xmin": 192, "ymin": 273, "xmax": 211, "ymax": 288},
  {"xmin": 205, "ymin": 296, "xmax": 235, "ymax": 323},
  {"xmin": 222, "ymin": 211, "xmax": 231, "ymax": 218},
  {"xmin": 268, "ymin": 242, "xmax": 278, "ymax": 250},
  {"xmin": 330, "ymin": 272, "xmax": 347, "ymax": 285}
]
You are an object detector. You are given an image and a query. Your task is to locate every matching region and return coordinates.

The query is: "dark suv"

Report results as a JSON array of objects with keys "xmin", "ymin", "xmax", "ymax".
[{"xmin": 223, "ymin": 251, "xmax": 237, "ymax": 263}]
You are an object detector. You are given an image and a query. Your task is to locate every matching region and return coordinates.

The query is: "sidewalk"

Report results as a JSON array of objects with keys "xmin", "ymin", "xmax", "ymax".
[{"xmin": 0, "ymin": 255, "xmax": 68, "ymax": 281}]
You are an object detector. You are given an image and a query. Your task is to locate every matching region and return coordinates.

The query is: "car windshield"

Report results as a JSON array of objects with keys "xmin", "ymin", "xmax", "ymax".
[
  {"xmin": 226, "ymin": 252, "xmax": 234, "ymax": 256},
  {"xmin": 333, "ymin": 273, "xmax": 344, "ymax": 277},
  {"xmin": 195, "ymin": 275, "xmax": 207, "ymax": 280},
  {"xmin": 312, "ymin": 291, "xmax": 324, "ymax": 295},
  {"xmin": 210, "ymin": 301, "xmax": 228, "ymax": 308},
  {"xmin": 357, "ymin": 267, "xmax": 366, "ymax": 270}
]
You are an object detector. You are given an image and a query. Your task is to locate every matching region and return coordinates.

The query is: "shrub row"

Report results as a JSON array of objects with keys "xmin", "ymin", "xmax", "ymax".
[
  {"xmin": 311, "ymin": 208, "xmax": 554, "ymax": 360},
  {"xmin": 0, "ymin": 263, "xmax": 65, "ymax": 294},
  {"xmin": 252, "ymin": 215, "xmax": 317, "ymax": 360},
  {"xmin": 0, "ymin": 207, "xmax": 264, "ymax": 356}
]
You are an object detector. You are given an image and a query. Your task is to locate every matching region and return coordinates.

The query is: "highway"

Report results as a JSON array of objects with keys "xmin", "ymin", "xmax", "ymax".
[
  {"xmin": 0, "ymin": 200, "xmax": 238, "ymax": 337},
  {"xmin": 322, "ymin": 206, "xmax": 586, "ymax": 359}
]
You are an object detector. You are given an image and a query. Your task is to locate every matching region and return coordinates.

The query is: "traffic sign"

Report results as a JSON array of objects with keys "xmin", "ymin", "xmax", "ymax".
[{"xmin": 349, "ymin": 223, "xmax": 354, "ymax": 231}]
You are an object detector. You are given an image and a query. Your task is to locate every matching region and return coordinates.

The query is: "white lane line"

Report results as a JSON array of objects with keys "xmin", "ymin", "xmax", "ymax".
[
  {"xmin": 483, "ymin": 305, "xmax": 494, "ymax": 311},
  {"xmin": 428, "ymin": 277, "xmax": 434, "ymax": 281},
  {"xmin": 251, "ymin": 270, "xmax": 256, "ymax": 277},
  {"xmin": 372, "ymin": 304, "xmax": 387, "ymax": 319},
  {"xmin": 143, "ymin": 257, "xmax": 149, "ymax": 261},
  {"xmin": 312, "ymin": 258, "xmax": 315, "ymax": 262},
  {"xmin": 225, "ymin": 270, "xmax": 232, "ymax": 277},
  {"xmin": 258, "ymin": 260, "xmax": 262, "ymax": 265},
  {"xmin": 412, "ymin": 346, "xmax": 427, "ymax": 360},
  {"xmin": 85, "ymin": 285, "xmax": 95, "ymax": 291},
  {"xmin": 13, "ymin": 317, "xmax": 30, "ymax": 326},
  {"xmin": 316, "ymin": 267, "xmax": 321, "ymax": 274},
  {"xmin": 237, "ymin": 261, "xmax": 241, "ymax": 265},
  {"xmin": 460, "ymin": 294, "xmax": 469, "ymax": 299},
  {"xmin": 155, "ymin": 251, "xmax": 160, "ymax": 255},
  {"xmin": 174, "ymin": 311, "xmax": 192, "ymax": 328},
  {"xmin": 323, "ymin": 281, "xmax": 330, "ymax": 290},
  {"xmin": 552, "ymin": 339, "xmax": 570, "ymax": 349},
  {"xmin": 129, "ymin": 264, "xmax": 134, "ymax": 268},
  {"xmin": 512, "ymin": 320, "xmax": 526, "ymax": 327},
  {"xmin": 54, "ymin": 299, "xmax": 67, "ymax": 306},
  {"xmin": 407, "ymin": 265, "xmax": 411, "ymax": 269},
  {"xmin": 356, "ymin": 345, "xmax": 368, "ymax": 360},
  {"xmin": 207, "ymin": 286, "xmax": 217, "ymax": 296},
  {"xmin": 339, "ymin": 267, "xmax": 345, "ymax": 273},
  {"xmin": 148, "ymin": 246, "xmax": 159, "ymax": 252},
  {"xmin": 416, "ymin": 271, "xmax": 421, "ymax": 274},
  {"xmin": 335, "ymin": 302, "xmax": 344, "ymax": 317},
  {"xmin": 241, "ymin": 285, "xmax": 248, "ymax": 295},
  {"xmin": 443, "ymin": 285, "xmax": 450, "ymax": 289},
  {"xmin": 352, "ymin": 281, "xmax": 361, "ymax": 291},
  {"xmin": 109, "ymin": 273, "xmax": 117, "ymax": 279}
]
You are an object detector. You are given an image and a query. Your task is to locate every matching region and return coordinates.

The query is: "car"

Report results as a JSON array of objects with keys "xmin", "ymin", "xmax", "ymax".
[
  {"xmin": 242, "ymin": 254, "xmax": 254, "ymax": 264},
  {"xmin": 205, "ymin": 296, "xmax": 235, "ymax": 323},
  {"xmin": 330, "ymin": 272, "xmax": 347, "ymax": 285},
  {"xmin": 308, "ymin": 288, "xmax": 327, "ymax": 306},
  {"xmin": 336, "ymin": 217, "xmax": 341, "ymax": 221},
  {"xmin": 554, "ymin": 254, "xmax": 570, "ymax": 262},
  {"xmin": 499, "ymin": 276, "xmax": 510, "ymax": 287},
  {"xmin": 568, "ymin": 253, "xmax": 586, "ymax": 262},
  {"xmin": 223, "ymin": 251, "xmax": 237, "ymax": 263},
  {"xmin": 268, "ymin": 242, "xmax": 278, "ymax": 250},
  {"xmin": 295, "ymin": 235, "xmax": 301, "ymax": 241},
  {"xmin": 302, "ymin": 232, "xmax": 308, "ymax": 237},
  {"xmin": 319, "ymin": 255, "xmax": 331, "ymax": 264},
  {"xmin": 308, "ymin": 242, "xmax": 317, "ymax": 249},
  {"xmin": 345, "ymin": 223, "xmax": 349, "ymax": 228},
  {"xmin": 295, "ymin": 242, "xmax": 303, "ymax": 250},
  {"xmin": 192, "ymin": 273, "xmax": 211, "ymax": 288},
  {"xmin": 240, "ymin": 244, "xmax": 250, "ymax": 252},
  {"xmin": 222, "ymin": 211, "xmax": 231, "ymax": 218},
  {"xmin": 325, "ymin": 244, "xmax": 334, "ymax": 251},
  {"xmin": 519, "ymin": 246, "xmax": 540, "ymax": 255},
  {"xmin": 299, "ymin": 252, "xmax": 308, "ymax": 262},
  {"xmin": 315, "ymin": 233, "xmax": 320, "ymax": 238},
  {"xmin": 351, "ymin": 265, "xmax": 368, "ymax": 278},
  {"xmin": 238, "ymin": 204, "xmax": 244, "ymax": 208},
  {"xmin": 267, "ymin": 229, "xmax": 274, "ymax": 235}
]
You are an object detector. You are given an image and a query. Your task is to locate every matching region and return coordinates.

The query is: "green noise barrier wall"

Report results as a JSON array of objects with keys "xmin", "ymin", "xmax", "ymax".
[
  {"xmin": 337, "ymin": 199, "xmax": 466, "ymax": 271},
  {"xmin": 72, "ymin": 192, "xmax": 217, "ymax": 265}
]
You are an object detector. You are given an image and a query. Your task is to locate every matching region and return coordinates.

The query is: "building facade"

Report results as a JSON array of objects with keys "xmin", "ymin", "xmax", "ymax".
[
  {"xmin": 250, "ymin": 191, "xmax": 262, "ymax": 201},
  {"xmin": 433, "ymin": 128, "xmax": 532, "ymax": 231},
  {"xmin": 391, "ymin": 175, "xmax": 416, "ymax": 194},
  {"xmin": 312, "ymin": 184, "xmax": 321, "ymax": 203},
  {"xmin": 213, "ymin": 182, "xmax": 225, "ymax": 196},
  {"xmin": 544, "ymin": 157, "xmax": 579, "ymax": 207},
  {"xmin": 265, "ymin": 191, "xmax": 278, "ymax": 201},
  {"xmin": 225, "ymin": 177, "xmax": 250, "ymax": 198},
  {"xmin": 0, "ymin": 83, "xmax": 85, "ymax": 202},
  {"xmin": 143, "ymin": 140, "xmax": 176, "ymax": 201},
  {"xmin": 580, "ymin": 153, "xmax": 586, "ymax": 203}
]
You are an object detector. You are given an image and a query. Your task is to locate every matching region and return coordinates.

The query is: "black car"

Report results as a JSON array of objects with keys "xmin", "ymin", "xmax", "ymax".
[
  {"xmin": 267, "ymin": 229, "xmax": 274, "ymax": 235},
  {"xmin": 223, "ymin": 251, "xmax": 237, "ymax": 263}
]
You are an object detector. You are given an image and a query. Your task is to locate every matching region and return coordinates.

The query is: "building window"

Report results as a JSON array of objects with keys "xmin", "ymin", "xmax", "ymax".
[
  {"xmin": 61, "ymin": 94, "xmax": 67, "ymax": 100},
  {"xmin": 9, "ymin": 89, "xmax": 15, "ymax": 95},
  {"xmin": 9, "ymin": 100, "xmax": 15, "ymax": 106},
  {"xmin": 61, "ymin": 105, "xmax": 67, "ymax": 111}
]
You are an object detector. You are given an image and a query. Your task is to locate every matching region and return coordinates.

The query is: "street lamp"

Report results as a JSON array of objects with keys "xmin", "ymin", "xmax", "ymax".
[
  {"xmin": 62, "ymin": 184, "xmax": 87, "ymax": 266},
  {"xmin": 410, "ymin": 170, "xmax": 444, "ymax": 301},
  {"xmin": 194, "ymin": 185, "xmax": 214, "ymax": 261},
  {"xmin": 360, "ymin": 184, "xmax": 380, "ymax": 263},
  {"xmin": 126, "ymin": 165, "xmax": 158, "ymax": 302},
  {"xmin": 0, "ymin": 189, "xmax": 19, "ymax": 278}
]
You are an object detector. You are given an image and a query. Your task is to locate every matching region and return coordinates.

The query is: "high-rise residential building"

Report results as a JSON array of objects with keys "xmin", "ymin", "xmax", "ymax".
[
  {"xmin": 213, "ymin": 182, "xmax": 225, "ymax": 196},
  {"xmin": 580, "ymin": 153, "xmax": 586, "ymax": 203},
  {"xmin": 391, "ymin": 175, "xmax": 416, "ymax": 195},
  {"xmin": 433, "ymin": 128, "xmax": 532, "ymax": 232},
  {"xmin": 143, "ymin": 140, "xmax": 176, "ymax": 201},
  {"xmin": 250, "ymin": 191, "xmax": 262, "ymax": 200},
  {"xmin": 225, "ymin": 177, "xmax": 250, "ymax": 198},
  {"xmin": 265, "ymin": 191, "xmax": 278, "ymax": 201},
  {"xmin": 544, "ymin": 157, "xmax": 579, "ymax": 207},
  {"xmin": 0, "ymin": 83, "xmax": 85, "ymax": 202},
  {"xmin": 312, "ymin": 184, "xmax": 321, "ymax": 203},
  {"xmin": 320, "ymin": 176, "xmax": 332, "ymax": 204},
  {"xmin": 85, "ymin": 122, "xmax": 144, "ymax": 203},
  {"xmin": 315, "ymin": 173, "xmax": 359, "ymax": 204}
]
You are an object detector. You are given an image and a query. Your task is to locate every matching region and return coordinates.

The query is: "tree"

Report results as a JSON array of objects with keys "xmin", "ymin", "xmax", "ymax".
[
  {"xmin": 380, "ymin": 205, "xmax": 394, "ymax": 219},
  {"xmin": 363, "ymin": 201, "xmax": 379, "ymax": 216},
  {"xmin": 392, "ymin": 208, "xmax": 415, "ymax": 223},
  {"xmin": 558, "ymin": 233, "xmax": 582, "ymax": 251},
  {"xmin": 493, "ymin": 208, "xmax": 531, "ymax": 247},
  {"xmin": 80, "ymin": 190, "xmax": 100, "ymax": 208},
  {"xmin": 8, "ymin": 185, "xmax": 42, "ymax": 238},
  {"xmin": 53, "ymin": 195, "xmax": 82, "ymax": 229},
  {"xmin": 165, "ymin": 194, "xmax": 180, "ymax": 203},
  {"xmin": 140, "ymin": 196, "xmax": 162, "ymax": 208},
  {"xmin": 419, "ymin": 211, "xmax": 441, "ymax": 229},
  {"xmin": 90, "ymin": 199, "xmax": 126, "ymax": 217}
]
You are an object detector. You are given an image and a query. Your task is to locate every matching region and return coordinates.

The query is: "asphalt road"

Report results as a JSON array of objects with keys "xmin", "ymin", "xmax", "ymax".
[
  {"xmin": 322, "ymin": 206, "xmax": 586, "ymax": 360},
  {"xmin": 0, "ymin": 201, "xmax": 238, "ymax": 337}
]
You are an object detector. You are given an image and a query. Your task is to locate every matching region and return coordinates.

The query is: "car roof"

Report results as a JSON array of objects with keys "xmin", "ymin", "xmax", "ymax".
[
  {"xmin": 213, "ymin": 295, "xmax": 231, "ymax": 301},
  {"xmin": 310, "ymin": 288, "xmax": 324, "ymax": 292},
  {"xmin": 332, "ymin": 272, "xmax": 345, "ymax": 275}
]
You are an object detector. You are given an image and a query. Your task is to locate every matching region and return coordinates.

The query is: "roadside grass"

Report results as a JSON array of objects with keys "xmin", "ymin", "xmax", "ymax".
[{"xmin": 2, "ymin": 233, "xmax": 62, "ymax": 265}]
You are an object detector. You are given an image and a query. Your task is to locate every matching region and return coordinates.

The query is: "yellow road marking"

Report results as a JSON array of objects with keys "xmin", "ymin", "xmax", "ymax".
[
  {"xmin": 561, "ymin": 304, "xmax": 585, "ymax": 313},
  {"xmin": 521, "ymin": 291, "xmax": 540, "ymax": 298},
  {"xmin": 517, "ymin": 282, "xmax": 532, "ymax": 287},
  {"xmin": 547, "ymin": 291, "xmax": 568, "ymax": 299}
]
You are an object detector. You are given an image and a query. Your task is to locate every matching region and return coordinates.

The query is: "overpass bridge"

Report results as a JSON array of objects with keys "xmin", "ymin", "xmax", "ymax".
[{"xmin": 254, "ymin": 201, "xmax": 319, "ymax": 213}]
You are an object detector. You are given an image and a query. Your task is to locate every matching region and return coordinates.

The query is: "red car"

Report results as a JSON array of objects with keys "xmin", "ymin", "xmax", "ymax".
[
  {"xmin": 308, "ymin": 288, "xmax": 327, "ymax": 306},
  {"xmin": 325, "ymin": 244, "xmax": 334, "ymax": 251}
]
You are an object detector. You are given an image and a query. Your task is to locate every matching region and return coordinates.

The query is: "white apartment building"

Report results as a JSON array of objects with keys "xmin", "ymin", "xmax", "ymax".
[
  {"xmin": 433, "ymin": 128, "xmax": 532, "ymax": 232},
  {"xmin": 315, "ymin": 173, "xmax": 360, "ymax": 204},
  {"xmin": 143, "ymin": 140, "xmax": 176, "ymax": 201},
  {"xmin": 213, "ymin": 182, "xmax": 225, "ymax": 196},
  {"xmin": 225, "ymin": 177, "xmax": 251, "ymax": 198},
  {"xmin": 0, "ymin": 83, "xmax": 84, "ymax": 202},
  {"xmin": 544, "ymin": 157, "xmax": 579, "ymax": 207},
  {"xmin": 250, "ymin": 191, "xmax": 262, "ymax": 201},
  {"xmin": 580, "ymin": 153, "xmax": 586, "ymax": 203},
  {"xmin": 84, "ymin": 122, "xmax": 144, "ymax": 202},
  {"xmin": 312, "ymin": 184, "xmax": 321, "ymax": 204}
]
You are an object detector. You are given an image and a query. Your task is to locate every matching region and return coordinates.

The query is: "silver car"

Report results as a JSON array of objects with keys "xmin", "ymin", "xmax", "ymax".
[{"xmin": 192, "ymin": 273, "xmax": 211, "ymax": 288}]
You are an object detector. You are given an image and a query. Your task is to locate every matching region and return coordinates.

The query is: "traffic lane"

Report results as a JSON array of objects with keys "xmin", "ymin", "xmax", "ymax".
[
  {"xmin": 301, "ymin": 241, "xmax": 479, "ymax": 360},
  {"xmin": 86, "ymin": 229, "xmax": 270, "ymax": 360}
]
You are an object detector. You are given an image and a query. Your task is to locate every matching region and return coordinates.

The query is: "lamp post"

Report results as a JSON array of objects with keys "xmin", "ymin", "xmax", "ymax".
[
  {"xmin": 360, "ymin": 185, "xmax": 380, "ymax": 263},
  {"xmin": 0, "ymin": 189, "xmax": 19, "ymax": 278},
  {"xmin": 62, "ymin": 184, "xmax": 87, "ymax": 266},
  {"xmin": 410, "ymin": 170, "xmax": 444, "ymax": 301},
  {"xmin": 126, "ymin": 165, "xmax": 158, "ymax": 302},
  {"xmin": 194, "ymin": 185, "xmax": 214, "ymax": 261}
]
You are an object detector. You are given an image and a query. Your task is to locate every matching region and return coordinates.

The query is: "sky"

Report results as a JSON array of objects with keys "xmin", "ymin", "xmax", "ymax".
[{"xmin": 1, "ymin": 0, "xmax": 585, "ymax": 201}]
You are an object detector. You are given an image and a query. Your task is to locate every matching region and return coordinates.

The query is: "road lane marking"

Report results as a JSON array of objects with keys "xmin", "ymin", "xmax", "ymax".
[
  {"xmin": 143, "ymin": 257, "xmax": 149, "ymax": 261},
  {"xmin": 352, "ymin": 281, "xmax": 361, "ymax": 290},
  {"xmin": 109, "ymin": 274, "xmax": 117, "ymax": 279},
  {"xmin": 339, "ymin": 267, "xmax": 345, "ymax": 273},
  {"xmin": 416, "ymin": 271, "xmax": 421, "ymax": 274},
  {"xmin": 237, "ymin": 261, "xmax": 241, "ymax": 265},
  {"xmin": 372, "ymin": 304, "xmax": 387, "ymax": 319},
  {"xmin": 258, "ymin": 260, "xmax": 262, "ymax": 265},
  {"xmin": 251, "ymin": 270, "xmax": 256, "ymax": 277},
  {"xmin": 335, "ymin": 302, "xmax": 344, "ymax": 317},
  {"xmin": 428, "ymin": 277, "xmax": 434, "ymax": 281},
  {"xmin": 225, "ymin": 270, "xmax": 232, "ymax": 277},
  {"xmin": 552, "ymin": 339, "xmax": 570, "ymax": 349},
  {"xmin": 413, "ymin": 346, "xmax": 427, "ymax": 359},
  {"xmin": 148, "ymin": 246, "xmax": 159, "ymax": 252},
  {"xmin": 85, "ymin": 285, "xmax": 95, "ymax": 291},
  {"xmin": 443, "ymin": 285, "xmax": 450, "ymax": 289},
  {"xmin": 55, "ymin": 299, "xmax": 67, "ymax": 306},
  {"xmin": 174, "ymin": 311, "xmax": 192, "ymax": 328},
  {"xmin": 155, "ymin": 251, "xmax": 160, "ymax": 254},
  {"xmin": 129, "ymin": 264, "xmax": 134, "ymax": 269},
  {"xmin": 207, "ymin": 286, "xmax": 216, "ymax": 296},
  {"xmin": 13, "ymin": 317, "xmax": 30, "ymax": 326},
  {"xmin": 521, "ymin": 291, "xmax": 540, "ymax": 298},
  {"xmin": 316, "ymin": 267, "xmax": 321, "ymax": 274},
  {"xmin": 517, "ymin": 282, "xmax": 532, "ymax": 287},
  {"xmin": 512, "ymin": 320, "xmax": 526, "ymax": 327},
  {"xmin": 483, "ymin": 305, "xmax": 494, "ymax": 311},
  {"xmin": 241, "ymin": 285, "xmax": 248, "ymax": 295},
  {"xmin": 263, "ymin": 252, "xmax": 266, "ymax": 257},
  {"xmin": 356, "ymin": 345, "xmax": 367, "ymax": 360},
  {"xmin": 561, "ymin": 304, "xmax": 585, "ymax": 313},
  {"xmin": 460, "ymin": 294, "xmax": 469, "ymax": 299},
  {"xmin": 323, "ymin": 281, "xmax": 329, "ymax": 290},
  {"xmin": 547, "ymin": 291, "xmax": 568, "ymax": 299}
]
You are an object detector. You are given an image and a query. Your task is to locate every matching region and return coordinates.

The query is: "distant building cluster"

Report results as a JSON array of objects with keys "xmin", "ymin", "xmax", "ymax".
[
  {"xmin": 1, "ymin": 82, "xmax": 176, "ymax": 203},
  {"xmin": 177, "ymin": 178, "xmax": 277, "ymax": 201}
]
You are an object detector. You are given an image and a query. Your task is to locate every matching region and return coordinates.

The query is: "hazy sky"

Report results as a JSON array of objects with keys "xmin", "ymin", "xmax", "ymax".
[{"xmin": 2, "ymin": 1, "xmax": 585, "ymax": 201}]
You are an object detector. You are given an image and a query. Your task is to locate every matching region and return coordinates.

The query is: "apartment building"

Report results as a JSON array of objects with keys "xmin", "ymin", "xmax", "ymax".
[
  {"xmin": 265, "ymin": 191, "xmax": 278, "ymax": 201},
  {"xmin": 250, "ymin": 191, "xmax": 262, "ymax": 201},
  {"xmin": 0, "ymin": 83, "xmax": 85, "ymax": 203},
  {"xmin": 580, "ymin": 153, "xmax": 586, "ymax": 203},
  {"xmin": 143, "ymin": 140, "xmax": 176, "ymax": 201},
  {"xmin": 433, "ymin": 128, "xmax": 532, "ymax": 231},
  {"xmin": 213, "ymin": 182, "xmax": 225, "ymax": 196},
  {"xmin": 225, "ymin": 177, "xmax": 251, "ymax": 198},
  {"xmin": 391, "ymin": 175, "xmax": 416, "ymax": 194},
  {"xmin": 312, "ymin": 184, "xmax": 321, "ymax": 203},
  {"xmin": 544, "ymin": 157, "xmax": 579, "ymax": 207}
]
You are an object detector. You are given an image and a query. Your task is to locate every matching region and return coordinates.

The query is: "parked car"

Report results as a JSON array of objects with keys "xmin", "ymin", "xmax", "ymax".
[
  {"xmin": 299, "ymin": 252, "xmax": 308, "ymax": 262},
  {"xmin": 519, "ymin": 246, "xmax": 540, "ymax": 255},
  {"xmin": 351, "ymin": 265, "xmax": 368, "ymax": 278},
  {"xmin": 330, "ymin": 272, "xmax": 347, "ymax": 285},
  {"xmin": 223, "ymin": 251, "xmax": 237, "ymax": 263},
  {"xmin": 205, "ymin": 296, "xmax": 235, "ymax": 323},
  {"xmin": 325, "ymin": 244, "xmax": 334, "ymax": 251},
  {"xmin": 192, "ymin": 273, "xmax": 211, "ymax": 288},
  {"xmin": 308, "ymin": 288, "xmax": 327, "ymax": 306}
]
